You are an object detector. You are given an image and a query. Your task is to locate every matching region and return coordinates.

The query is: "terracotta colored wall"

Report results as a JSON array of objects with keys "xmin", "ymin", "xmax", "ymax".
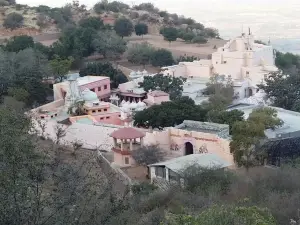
[{"xmin": 93, "ymin": 112, "xmax": 122, "ymax": 126}]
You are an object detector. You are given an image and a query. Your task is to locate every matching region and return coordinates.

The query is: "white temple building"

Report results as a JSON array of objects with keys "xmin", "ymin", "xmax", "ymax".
[{"xmin": 161, "ymin": 31, "xmax": 278, "ymax": 103}]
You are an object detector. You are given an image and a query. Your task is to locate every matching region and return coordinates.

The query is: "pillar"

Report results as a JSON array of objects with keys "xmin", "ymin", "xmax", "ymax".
[
  {"xmin": 113, "ymin": 138, "xmax": 117, "ymax": 147},
  {"xmin": 140, "ymin": 137, "xmax": 144, "ymax": 146},
  {"xmin": 120, "ymin": 139, "xmax": 124, "ymax": 151},
  {"xmin": 129, "ymin": 139, "xmax": 133, "ymax": 151}
]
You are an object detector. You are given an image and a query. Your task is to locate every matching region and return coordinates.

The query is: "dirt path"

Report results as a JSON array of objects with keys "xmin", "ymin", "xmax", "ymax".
[{"xmin": 126, "ymin": 34, "xmax": 227, "ymax": 59}]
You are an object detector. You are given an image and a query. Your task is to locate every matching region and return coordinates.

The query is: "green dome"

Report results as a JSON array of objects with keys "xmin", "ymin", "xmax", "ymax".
[{"xmin": 82, "ymin": 89, "xmax": 98, "ymax": 102}]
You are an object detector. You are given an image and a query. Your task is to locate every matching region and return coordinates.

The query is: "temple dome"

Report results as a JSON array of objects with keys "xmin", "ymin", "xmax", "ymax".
[
  {"xmin": 142, "ymin": 69, "xmax": 148, "ymax": 76},
  {"xmin": 137, "ymin": 101, "xmax": 146, "ymax": 108},
  {"xmin": 82, "ymin": 89, "xmax": 98, "ymax": 102},
  {"xmin": 130, "ymin": 102, "xmax": 138, "ymax": 109}
]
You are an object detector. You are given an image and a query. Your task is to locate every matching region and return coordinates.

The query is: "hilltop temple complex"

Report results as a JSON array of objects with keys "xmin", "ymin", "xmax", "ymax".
[{"xmin": 32, "ymin": 32, "xmax": 300, "ymax": 183}]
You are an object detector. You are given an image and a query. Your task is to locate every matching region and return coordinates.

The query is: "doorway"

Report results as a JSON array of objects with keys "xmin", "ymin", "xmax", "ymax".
[{"xmin": 185, "ymin": 142, "xmax": 194, "ymax": 155}]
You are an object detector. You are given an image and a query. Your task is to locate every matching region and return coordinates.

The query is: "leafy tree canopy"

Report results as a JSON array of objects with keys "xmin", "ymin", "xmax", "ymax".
[
  {"xmin": 134, "ymin": 96, "xmax": 207, "ymax": 129},
  {"xmin": 5, "ymin": 35, "xmax": 34, "ymax": 52},
  {"xmin": 127, "ymin": 42, "xmax": 154, "ymax": 67},
  {"xmin": 203, "ymin": 74, "xmax": 236, "ymax": 110},
  {"xmin": 93, "ymin": 30, "xmax": 127, "ymax": 60},
  {"xmin": 3, "ymin": 12, "xmax": 24, "ymax": 30},
  {"xmin": 50, "ymin": 55, "xmax": 74, "ymax": 82},
  {"xmin": 192, "ymin": 35, "xmax": 208, "ymax": 44},
  {"xmin": 206, "ymin": 109, "xmax": 245, "ymax": 134},
  {"xmin": 79, "ymin": 62, "xmax": 128, "ymax": 88},
  {"xmin": 78, "ymin": 17, "xmax": 104, "ymax": 30},
  {"xmin": 150, "ymin": 49, "xmax": 174, "ymax": 67},
  {"xmin": 134, "ymin": 23, "xmax": 148, "ymax": 37},
  {"xmin": 161, "ymin": 27, "xmax": 178, "ymax": 44},
  {"xmin": 114, "ymin": 17, "xmax": 134, "ymax": 38},
  {"xmin": 0, "ymin": 48, "xmax": 51, "ymax": 106},
  {"xmin": 132, "ymin": 145, "xmax": 165, "ymax": 166},
  {"xmin": 258, "ymin": 71, "xmax": 300, "ymax": 111},
  {"xmin": 230, "ymin": 107, "xmax": 283, "ymax": 169},
  {"xmin": 141, "ymin": 74, "xmax": 185, "ymax": 100}
]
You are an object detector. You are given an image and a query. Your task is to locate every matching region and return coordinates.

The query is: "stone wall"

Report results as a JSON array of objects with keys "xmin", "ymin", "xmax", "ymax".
[{"xmin": 97, "ymin": 151, "xmax": 133, "ymax": 195}]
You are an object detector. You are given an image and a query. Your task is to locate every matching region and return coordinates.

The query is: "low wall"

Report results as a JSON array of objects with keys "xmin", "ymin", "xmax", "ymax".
[
  {"xmin": 31, "ymin": 99, "xmax": 64, "ymax": 113},
  {"xmin": 117, "ymin": 65, "xmax": 134, "ymax": 77},
  {"xmin": 97, "ymin": 151, "xmax": 133, "ymax": 195}
]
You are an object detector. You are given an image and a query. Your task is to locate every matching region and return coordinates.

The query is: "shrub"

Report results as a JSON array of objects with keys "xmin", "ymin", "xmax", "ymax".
[
  {"xmin": 0, "ymin": 0, "xmax": 9, "ymax": 6},
  {"xmin": 3, "ymin": 13, "xmax": 24, "ymax": 29},
  {"xmin": 131, "ymin": 145, "xmax": 165, "ymax": 166},
  {"xmin": 192, "ymin": 35, "xmax": 208, "ymax": 44},
  {"xmin": 150, "ymin": 49, "xmax": 174, "ymax": 67}
]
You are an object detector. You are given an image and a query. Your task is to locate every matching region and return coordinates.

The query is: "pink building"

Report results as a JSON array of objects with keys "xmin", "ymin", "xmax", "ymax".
[
  {"xmin": 53, "ymin": 76, "xmax": 111, "ymax": 102},
  {"xmin": 80, "ymin": 89, "xmax": 123, "ymax": 125},
  {"xmin": 110, "ymin": 127, "xmax": 146, "ymax": 167},
  {"xmin": 143, "ymin": 90, "xmax": 170, "ymax": 106}
]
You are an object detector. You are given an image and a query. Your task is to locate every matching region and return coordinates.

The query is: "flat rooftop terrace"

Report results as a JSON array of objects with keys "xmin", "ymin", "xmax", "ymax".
[{"xmin": 228, "ymin": 105, "xmax": 300, "ymax": 139}]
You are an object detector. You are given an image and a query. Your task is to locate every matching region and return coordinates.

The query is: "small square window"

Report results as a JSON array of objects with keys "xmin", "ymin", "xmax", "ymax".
[
  {"xmin": 246, "ymin": 71, "xmax": 250, "ymax": 75},
  {"xmin": 91, "ymin": 88, "xmax": 95, "ymax": 92},
  {"xmin": 92, "ymin": 110, "xmax": 96, "ymax": 113},
  {"xmin": 100, "ymin": 117, "xmax": 104, "ymax": 120},
  {"xmin": 41, "ymin": 116, "xmax": 45, "ymax": 119},
  {"xmin": 55, "ymin": 114, "xmax": 57, "ymax": 116},
  {"xmin": 98, "ymin": 87, "xmax": 101, "ymax": 91},
  {"xmin": 106, "ymin": 116, "xmax": 110, "ymax": 119},
  {"xmin": 98, "ymin": 109, "xmax": 101, "ymax": 112},
  {"xmin": 223, "ymin": 61, "xmax": 227, "ymax": 64},
  {"xmin": 104, "ymin": 85, "xmax": 107, "ymax": 90},
  {"xmin": 104, "ymin": 109, "xmax": 107, "ymax": 112},
  {"xmin": 125, "ymin": 157, "xmax": 129, "ymax": 164},
  {"xmin": 118, "ymin": 115, "xmax": 121, "ymax": 117}
]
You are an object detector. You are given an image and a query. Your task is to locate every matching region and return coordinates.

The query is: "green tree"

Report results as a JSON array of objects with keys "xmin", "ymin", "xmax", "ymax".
[
  {"xmin": 206, "ymin": 109, "xmax": 245, "ymax": 134},
  {"xmin": 92, "ymin": 30, "xmax": 127, "ymax": 60},
  {"xmin": 127, "ymin": 42, "xmax": 155, "ymax": 68},
  {"xmin": 182, "ymin": 32, "xmax": 195, "ymax": 42},
  {"xmin": 7, "ymin": 87, "xmax": 29, "ymax": 103},
  {"xmin": 134, "ymin": 97, "xmax": 207, "ymax": 129},
  {"xmin": 192, "ymin": 35, "xmax": 208, "ymax": 44},
  {"xmin": 3, "ymin": 12, "xmax": 24, "ymax": 29},
  {"xmin": 78, "ymin": 17, "xmax": 104, "ymax": 30},
  {"xmin": 114, "ymin": 17, "xmax": 133, "ymax": 38},
  {"xmin": 275, "ymin": 51, "xmax": 300, "ymax": 71},
  {"xmin": 258, "ymin": 71, "xmax": 300, "ymax": 111},
  {"xmin": 79, "ymin": 62, "xmax": 128, "ymax": 88},
  {"xmin": 5, "ymin": 35, "xmax": 34, "ymax": 52},
  {"xmin": 132, "ymin": 145, "xmax": 165, "ymax": 166},
  {"xmin": 161, "ymin": 27, "xmax": 178, "ymax": 45},
  {"xmin": 50, "ymin": 55, "xmax": 74, "ymax": 82},
  {"xmin": 134, "ymin": 23, "xmax": 148, "ymax": 38},
  {"xmin": 150, "ymin": 49, "xmax": 174, "ymax": 67},
  {"xmin": 230, "ymin": 107, "xmax": 282, "ymax": 170},
  {"xmin": 0, "ymin": 48, "xmax": 51, "ymax": 106},
  {"xmin": 203, "ymin": 27, "xmax": 219, "ymax": 38},
  {"xmin": 248, "ymin": 107, "xmax": 283, "ymax": 130},
  {"xmin": 203, "ymin": 74, "xmax": 236, "ymax": 110},
  {"xmin": 141, "ymin": 74, "xmax": 185, "ymax": 100},
  {"xmin": 94, "ymin": 0, "xmax": 107, "ymax": 14}
]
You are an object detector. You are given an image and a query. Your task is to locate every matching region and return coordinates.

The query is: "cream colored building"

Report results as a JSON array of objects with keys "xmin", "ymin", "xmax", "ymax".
[{"xmin": 162, "ymin": 32, "xmax": 277, "ymax": 101}]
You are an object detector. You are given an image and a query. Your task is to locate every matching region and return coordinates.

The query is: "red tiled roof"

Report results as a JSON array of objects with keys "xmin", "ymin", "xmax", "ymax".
[
  {"xmin": 110, "ymin": 127, "xmax": 145, "ymax": 139},
  {"xmin": 148, "ymin": 90, "xmax": 169, "ymax": 97}
]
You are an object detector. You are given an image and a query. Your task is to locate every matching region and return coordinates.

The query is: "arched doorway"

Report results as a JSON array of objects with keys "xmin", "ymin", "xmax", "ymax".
[
  {"xmin": 249, "ymin": 88, "xmax": 253, "ymax": 97},
  {"xmin": 185, "ymin": 142, "xmax": 194, "ymax": 155}
]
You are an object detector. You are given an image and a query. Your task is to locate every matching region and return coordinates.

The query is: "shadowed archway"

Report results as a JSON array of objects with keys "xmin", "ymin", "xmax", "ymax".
[{"xmin": 185, "ymin": 142, "xmax": 194, "ymax": 155}]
